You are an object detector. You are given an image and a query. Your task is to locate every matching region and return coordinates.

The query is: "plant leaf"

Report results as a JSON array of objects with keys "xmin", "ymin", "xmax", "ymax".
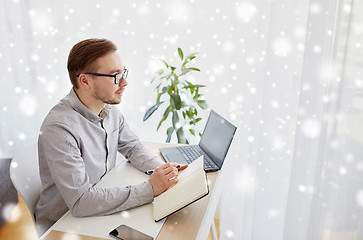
[
  {"xmin": 186, "ymin": 109, "xmax": 193, "ymax": 119},
  {"xmin": 178, "ymin": 48, "xmax": 184, "ymax": 61},
  {"xmin": 182, "ymin": 53, "xmax": 198, "ymax": 67},
  {"xmin": 143, "ymin": 101, "xmax": 164, "ymax": 121},
  {"xmin": 181, "ymin": 101, "xmax": 188, "ymax": 108},
  {"xmin": 172, "ymin": 73, "xmax": 179, "ymax": 85},
  {"xmin": 156, "ymin": 69, "xmax": 164, "ymax": 75},
  {"xmin": 157, "ymin": 106, "xmax": 172, "ymax": 130},
  {"xmin": 170, "ymin": 93, "xmax": 182, "ymax": 110},
  {"xmin": 156, "ymin": 93, "xmax": 161, "ymax": 103},
  {"xmin": 185, "ymin": 80, "xmax": 192, "ymax": 85},
  {"xmin": 172, "ymin": 111, "xmax": 180, "ymax": 129},
  {"xmin": 176, "ymin": 127, "xmax": 186, "ymax": 144},
  {"xmin": 188, "ymin": 67, "xmax": 200, "ymax": 71},
  {"xmin": 166, "ymin": 127, "xmax": 174, "ymax": 143},
  {"xmin": 161, "ymin": 59, "xmax": 169, "ymax": 68},
  {"xmin": 183, "ymin": 84, "xmax": 206, "ymax": 89},
  {"xmin": 181, "ymin": 69, "xmax": 191, "ymax": 75},
  {"xmin": 197, "ymin": 100, "xmax": 208, "ymax": 109},
  {"xmin": 157, "ymin": 88, "xmax": 167, "ymax": 102},
  {"xmin": 193, "ymin": 93, "xmax": 201, "ymax": 100},
  {"xmin": 189, "ymin": 129, "xmax": 195, "ymax": 136},
  {"xmin": 189, "ymin": 118, "xmax": 202, "ymax": 125},
  {"xmin": 161, "ymin": 86, "xmax": 169, "ymax": 94}
]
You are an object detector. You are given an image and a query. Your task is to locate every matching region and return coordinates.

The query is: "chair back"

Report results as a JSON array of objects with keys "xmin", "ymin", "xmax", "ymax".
[{"xmin": 10, "ymin": 143, "xmax": 41, "ymax": 220}]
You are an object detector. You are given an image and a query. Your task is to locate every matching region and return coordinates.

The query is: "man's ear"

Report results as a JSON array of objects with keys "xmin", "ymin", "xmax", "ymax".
[{"xmin": 78, "ymin": 74, "xmax": 91, "ymax": 89}]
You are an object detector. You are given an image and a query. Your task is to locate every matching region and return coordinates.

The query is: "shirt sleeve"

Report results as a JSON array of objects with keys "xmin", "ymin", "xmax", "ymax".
[
  {"xmin": 116, "ymin": 113, "xmax": 165, "ymax": 171},
  {"xmin": 39, "ymin": 122, "xmax": 155, "ymax": 218}
]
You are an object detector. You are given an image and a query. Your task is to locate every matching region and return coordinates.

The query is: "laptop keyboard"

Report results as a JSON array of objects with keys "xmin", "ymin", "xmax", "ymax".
[{"xmin": 176, "ymin": 145, "xmax": 216, "ymax": 169}]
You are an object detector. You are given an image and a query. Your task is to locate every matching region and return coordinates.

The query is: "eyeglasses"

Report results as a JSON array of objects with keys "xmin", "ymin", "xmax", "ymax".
[{"xmin": 77, "ymin": 69, "xmax": 128, "ymax": 85}]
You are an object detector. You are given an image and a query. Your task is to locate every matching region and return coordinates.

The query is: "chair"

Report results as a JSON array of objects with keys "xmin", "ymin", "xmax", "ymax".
[
  {"xmin": 0, "ymin": 158, "xmax": 18, "ymax": 228},
  {"xmin": 10, "ymin": 143, "xmax": 41, "ymax": 221}
]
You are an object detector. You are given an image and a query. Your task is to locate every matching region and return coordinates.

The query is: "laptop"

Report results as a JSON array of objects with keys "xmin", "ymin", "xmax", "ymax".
[{"xmin": 160, "ymin": 110, "xmax": 237, "ymax": 172}]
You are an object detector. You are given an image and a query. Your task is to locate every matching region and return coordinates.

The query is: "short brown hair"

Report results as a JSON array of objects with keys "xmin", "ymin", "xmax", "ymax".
[{"xmin": 67, "ymin": 38, "xmax": 117, "ymax": 88}]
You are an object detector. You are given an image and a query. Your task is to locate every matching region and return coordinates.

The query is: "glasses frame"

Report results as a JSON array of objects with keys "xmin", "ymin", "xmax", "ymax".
[{"xmin": 77, "ymin": 69, "xmax": 128, "ymax": 85}]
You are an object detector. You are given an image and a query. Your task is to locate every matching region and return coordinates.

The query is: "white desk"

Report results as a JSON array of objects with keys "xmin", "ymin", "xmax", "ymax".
[{"xmin": 40, "ymin": 142, "xmax": 221, "ymax": 240}]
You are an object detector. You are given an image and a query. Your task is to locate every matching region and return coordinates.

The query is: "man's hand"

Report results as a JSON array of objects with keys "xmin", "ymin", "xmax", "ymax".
[{"xmin": 148, "ymin": 162, "xmax": 188, "ymax": 197}]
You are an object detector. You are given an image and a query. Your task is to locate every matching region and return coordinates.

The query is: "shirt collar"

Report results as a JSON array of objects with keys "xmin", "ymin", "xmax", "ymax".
[{"xmin": 68, "ymin": 88, "xmax": 111, "ymax": 123}]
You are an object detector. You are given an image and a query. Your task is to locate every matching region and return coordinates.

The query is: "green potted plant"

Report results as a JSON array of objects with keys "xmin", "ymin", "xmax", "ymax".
[{"xmin": 143, "ymin": 48, "xmax": 208, "ymax": 144}]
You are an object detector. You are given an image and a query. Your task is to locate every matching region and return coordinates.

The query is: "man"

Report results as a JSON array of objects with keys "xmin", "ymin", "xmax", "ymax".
[{"xmin": 34, "ymin": 38, "xmax": 186, "ymax": 235}]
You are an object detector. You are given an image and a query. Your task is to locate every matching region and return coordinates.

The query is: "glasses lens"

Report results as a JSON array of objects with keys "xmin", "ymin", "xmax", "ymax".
[
  {"xmin": 115, "ymin": 69, "xmax": 128, "ymax": 84},
  {"xmin": 115, "ymin": 74, "xmax": 122, "ymax": 84},
  {"xmin": 123, "ymin": 69, "xmax": 128, "ymax": 80}
]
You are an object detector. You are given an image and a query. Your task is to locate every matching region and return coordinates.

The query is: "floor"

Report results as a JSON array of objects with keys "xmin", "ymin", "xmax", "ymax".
[{"xmin": 0, "ymin": 195, "xmax": 220, "ymax": 240}]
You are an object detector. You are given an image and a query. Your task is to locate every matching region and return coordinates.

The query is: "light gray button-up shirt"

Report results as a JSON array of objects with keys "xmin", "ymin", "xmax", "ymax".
[{"xmin": 34, "ymin": 89, "xmax": 164, "ymax": 235}]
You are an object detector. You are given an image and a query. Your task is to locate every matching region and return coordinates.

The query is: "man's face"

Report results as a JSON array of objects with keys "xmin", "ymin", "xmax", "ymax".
[{"xmin": 89, "ymin": 51, "xmax": 128, "ymax": 105}]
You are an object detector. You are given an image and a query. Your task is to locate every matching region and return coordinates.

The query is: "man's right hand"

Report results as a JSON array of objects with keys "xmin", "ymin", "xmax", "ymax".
[{"xmin": 148, "ymin": 162, "xmax": 185, "ymax": 197}]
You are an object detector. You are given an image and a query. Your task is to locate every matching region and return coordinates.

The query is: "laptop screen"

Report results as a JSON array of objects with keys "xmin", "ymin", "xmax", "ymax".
[{"xmin": 199, "ymin": 110, "xmax": 237, "ymax": 168}]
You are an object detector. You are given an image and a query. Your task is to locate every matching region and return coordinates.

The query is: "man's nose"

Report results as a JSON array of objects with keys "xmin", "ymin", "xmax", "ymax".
[{"xmin": 120, "ymin": 78, "xmax": 128, "ymax": 87}]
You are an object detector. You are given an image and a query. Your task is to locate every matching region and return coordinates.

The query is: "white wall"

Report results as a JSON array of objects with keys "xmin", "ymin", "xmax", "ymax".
[{"xmin": 0, "ymin": 0, "xmax": 242, "ymax": 157}]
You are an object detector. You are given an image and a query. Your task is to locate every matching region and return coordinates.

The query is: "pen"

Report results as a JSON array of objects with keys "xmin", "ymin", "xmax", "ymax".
[
  {"xmin": 144, "ymin": 169, "xmax": 154, "ymax": 175},
  {"xmin": 144, "ymin": 165, "xmax": 180, "ymax": 175}
]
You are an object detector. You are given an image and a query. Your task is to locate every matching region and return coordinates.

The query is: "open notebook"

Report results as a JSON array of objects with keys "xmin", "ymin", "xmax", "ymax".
[{"xmin": 153, "ymin": 156, "xmax": 209, "ymax": 222}]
